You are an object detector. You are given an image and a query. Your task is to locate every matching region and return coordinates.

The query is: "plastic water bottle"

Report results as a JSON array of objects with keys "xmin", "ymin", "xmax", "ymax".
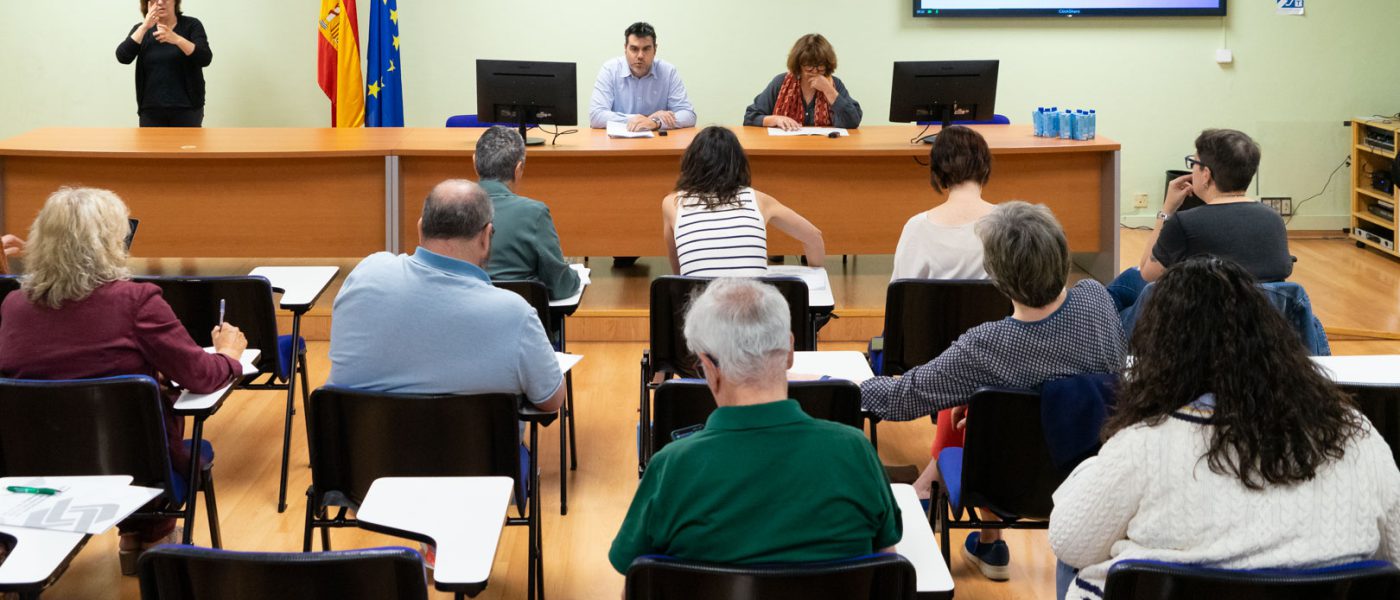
[
  {"xmin": 1088, "ymin": 110, "xmax": 1097, "ymax": 139},
  {"xmin": 1076, "ymin": 110, "xmax": 1088, "ymax": 140},
  {"xmin": 1045, "ymin": 107, "xmax": 1059, "ymax": 138},
  {"xmin": 1032, "ymin": 108, "xmax": 1043, "ymax": 137},
  {"xmin": 1059, "ymin": 110, "xmax": 1072, "ymax": 140}
]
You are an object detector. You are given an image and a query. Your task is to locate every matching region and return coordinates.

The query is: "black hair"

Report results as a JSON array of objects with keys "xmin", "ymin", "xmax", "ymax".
[
  {"xmin": 1105, "ymin": 256, "xmax": 1362, "ymax": 490},
  {"xmin": 1195, "ymin": 129, "xmax": 1260, "ymax": 193},
  {"xmin": 625, "ymin": 22, "xmax": 656, "ymax": 44},
  {"xmin": 674, "ymin": 126, "xmax": 751, "ymax": 210},
  {"xmin": 929, "ymin": 125, "xmax": 992, "ymax": 193}
]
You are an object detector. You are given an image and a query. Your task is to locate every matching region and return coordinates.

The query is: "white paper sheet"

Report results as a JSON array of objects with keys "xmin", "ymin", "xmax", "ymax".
[
  {"xmin": 555, "ymin": 352, "xmax": 584, "ymax": 374},
  {"xmin": 767, "ymin": 127, "xmax": 849, "ymax": 137},
  {"xmin": 606, "ymin": 121, "xmax": 655, "ymax": 138},
  {"xmin": 0, "ymin": 476, "xmax": 161, "ymax": 535}
]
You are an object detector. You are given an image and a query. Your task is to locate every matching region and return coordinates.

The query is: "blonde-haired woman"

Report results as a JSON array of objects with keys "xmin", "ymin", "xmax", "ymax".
[{"xmin": 0, "ymin": 187, "xmax": 246, "ymax": 575}]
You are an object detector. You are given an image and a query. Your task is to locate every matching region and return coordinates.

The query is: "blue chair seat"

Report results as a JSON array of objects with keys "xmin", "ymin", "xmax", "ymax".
[
  {"xmin": 276, "ymin": 335, "xmax": 306, "ymax": 381},
  {"xmin": 170, "ymin": 439, "xmax": 215, "ymax": 506},
  {"xmin": 937, "ymin": 447, "xmax": 964, "ymax": 510}
]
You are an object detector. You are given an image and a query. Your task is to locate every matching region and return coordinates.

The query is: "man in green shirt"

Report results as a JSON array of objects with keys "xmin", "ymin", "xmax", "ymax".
[
  {"xmin": 475, "ymin": 126, "xmax": 582, "ymax": 301},
  {"xmin": 609, "ymin": 278, "xmax": 901, "ymax": 573}
]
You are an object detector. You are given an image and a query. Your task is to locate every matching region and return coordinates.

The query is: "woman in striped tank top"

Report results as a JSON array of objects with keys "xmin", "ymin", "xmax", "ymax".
[{"xmin": 662, "ymin": 126, "xmax": 825, "ymax": 277}]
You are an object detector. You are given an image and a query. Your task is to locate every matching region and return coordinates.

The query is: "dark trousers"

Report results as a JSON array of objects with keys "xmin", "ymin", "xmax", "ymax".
[{"xmin": 139, "ymin": 107, "xmax": 204, "ymax": 127}]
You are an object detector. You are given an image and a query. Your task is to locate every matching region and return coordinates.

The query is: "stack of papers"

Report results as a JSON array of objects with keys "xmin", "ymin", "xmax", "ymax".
[
  {"xmin": 767, "ymin": 265, "xmax": 830, "ymax": 291},
  {"xmin": 767, "ymin": 127, "xmax": 849, "ymax": 137},
  {"xmin": 606, "ymin": 121, "xmax": 655, "ymax": 139}
]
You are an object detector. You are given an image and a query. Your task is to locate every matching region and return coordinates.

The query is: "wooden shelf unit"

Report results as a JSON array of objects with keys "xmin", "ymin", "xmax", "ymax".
[{"xmin": 1351, "ymin": 119, "xmax": 1400, "ymax": 258}]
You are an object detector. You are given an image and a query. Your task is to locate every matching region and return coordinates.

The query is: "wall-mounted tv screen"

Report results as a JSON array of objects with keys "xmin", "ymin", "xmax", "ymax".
[{"xmin": 914, "ymin": 0, "xmax": 1226, "ymax": 17}]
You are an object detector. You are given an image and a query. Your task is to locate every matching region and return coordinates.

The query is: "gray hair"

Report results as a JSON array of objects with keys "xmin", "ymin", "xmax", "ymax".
[
  {"xmin": 683, "ymin": 278, "xmax": 792, "ymax": 384},
  {"xmin": 420, "ymin": 179, "xmax": 492, "ymax": 241},
  {"xmin": 474, "ymin": 126, "xmax": 526, "ymax": 183},
  {"xmin": 975, "ymin": 201, "xmax": 1069, "ymax": 308}
]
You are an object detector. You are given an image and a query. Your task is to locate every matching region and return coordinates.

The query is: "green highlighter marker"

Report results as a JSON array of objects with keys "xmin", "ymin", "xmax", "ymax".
[{"xmin": 6, "ymin": 485, "xmax": 60, "ymax": 495}]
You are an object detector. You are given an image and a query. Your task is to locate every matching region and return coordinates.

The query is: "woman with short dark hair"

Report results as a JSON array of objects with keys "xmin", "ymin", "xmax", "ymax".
[
  {"xmin": 116, "ymin": 0, "xmax": 213, "ymax": 127},
  {"xmin": 891, "ymin": 125, "xmax": 996, "ymax": 281},
  {"xmin": 662, "ymin": 126, "xmax": 825, "ymax": 276},
  {"xmin": 1051, "ymin": 256, "xmax": 1400, "ymax": 600},
  {"xmin": 743, "ymin": 34, "xmax": 862, "ymax": 131}
]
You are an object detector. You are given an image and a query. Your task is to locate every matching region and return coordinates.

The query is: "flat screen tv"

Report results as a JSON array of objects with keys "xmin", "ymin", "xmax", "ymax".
[{"xmin": 913, "ymin": 0, "xmax": 1226, "ymax": 18}]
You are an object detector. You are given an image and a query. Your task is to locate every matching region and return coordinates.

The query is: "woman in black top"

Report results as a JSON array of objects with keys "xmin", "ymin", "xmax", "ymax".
[{"xmin": 116, "ymin": 0, "xmax": 212, "ymax": 127}]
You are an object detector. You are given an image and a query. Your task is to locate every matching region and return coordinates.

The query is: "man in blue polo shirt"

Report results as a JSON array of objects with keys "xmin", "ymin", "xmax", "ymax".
[
  {"xmin": 328, "ymin": 178, "xmax": 565, "ymax": 413},
  {"xmin": 609, "ymin": 278, "xmax": 901, "ymax": 573}
]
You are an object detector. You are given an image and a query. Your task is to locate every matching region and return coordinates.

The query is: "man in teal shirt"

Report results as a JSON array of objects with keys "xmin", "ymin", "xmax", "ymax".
[
  {"xmin": 609, "ymin": 278, "xmax": 901, "ymax": 573},
  {"xmin": 475, "ymin": 126, "xmax": 581, "ymax": 301}
]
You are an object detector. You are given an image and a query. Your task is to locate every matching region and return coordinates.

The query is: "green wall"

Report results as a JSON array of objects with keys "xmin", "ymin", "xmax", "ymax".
[{"xmin": 3, "ymin": 1, "xmax": 1397, "ymax": 228}]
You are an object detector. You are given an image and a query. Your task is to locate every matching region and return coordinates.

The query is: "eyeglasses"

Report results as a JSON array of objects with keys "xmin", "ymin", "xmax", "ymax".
[{"xmin": 1184, "ymin": 155, "xmax": 1208, "ymax": 170}]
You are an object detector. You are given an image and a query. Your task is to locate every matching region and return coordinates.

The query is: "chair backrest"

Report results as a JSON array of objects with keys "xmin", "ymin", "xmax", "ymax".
[
  {"xmin": 624, "ymin": 554, "xmax": 917, "ymax": 600},
  {"xmin": 306, "ymin": 386, "xmax": 523, "ymax": 509},
  {"xmin": 0, "ymin": 275, "xmax": 20, "ymax": 328},
  {"xmin": 1102, "ymin": 559, "xmax": 1400, "ymax": 600},
  {"xmin": 0, "ymin": 376, "xmax": 174, "ymax": 497},
  {"xmin": 138, "ymin": 545, "xmax": 429, "ymax": 600},
  {"xmin": 881, "ymin": 279, "xmax": 1011, "ymax": 376},
  {"xmin": 494, "ymin": 280, "xmax": 550, "ymax": 331},
  {"xmin": 133, "ymin": 277, "xmax": 281, "ymax": 375},
  {"xmin": 445, "ymin": 114, "xmax": 497, "ymax": 128},
  {"xmin": 1347, "ymin": 384, "xmax": 1400, "ymax": 466},
  {"xmin": 650, "ymin": 379, "xmax": 864, "ymax": 457},
  {"xmin": 649, "ymin": 276, "xmax": 812, "ymax": 378},
  {"xmin": 961, "ymin": 388, "xmax": 1064, "ymax": 519}
]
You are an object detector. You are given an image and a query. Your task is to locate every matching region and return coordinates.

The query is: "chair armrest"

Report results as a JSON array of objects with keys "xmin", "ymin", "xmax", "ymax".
[
  {"xmin": 518, "ymin": 400, "xmax": 559, "ymax": 427},
  {"xmin": 172, "ymin": 380, "xmax": 238, "ymax": 417}
]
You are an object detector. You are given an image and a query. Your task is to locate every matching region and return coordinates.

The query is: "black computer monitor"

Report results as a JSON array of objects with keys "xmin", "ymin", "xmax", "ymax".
[
  {"xmin": 889, "ymin": 60, "xmax": 999, "ymax": 137},
  {"xmin": 475, "ymin": 59, "xmax": 577, "ymax": 146}
]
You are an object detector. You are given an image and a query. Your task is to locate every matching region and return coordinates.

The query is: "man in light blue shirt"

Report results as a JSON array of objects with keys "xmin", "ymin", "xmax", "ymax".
[
  {"xmin": 589, "ymin": 22, "xmax": 697, "ymax": 132},
  {"xmin": 328, "ymin": 179, "xmax": 566, "ymax": 412}
]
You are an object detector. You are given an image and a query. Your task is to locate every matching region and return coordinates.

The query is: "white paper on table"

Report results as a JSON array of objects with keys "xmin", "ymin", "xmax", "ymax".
[
  {"xmin": 550, "ymin": 265, "xmax": 592, "ymax": 308},
  {"xmin": 606, "ymin": 121, "xmax": 655, "ymax": 138},
  {"xmin": 569, "ymin": 263, "xmax": 592, "ymax": 286},
  {"xmin": 0, "ymin": 476, "xmax": 161, "ymax": 535},
  {"xmin": 203, "ymin": 348, "xmax": 261, "ymax": 376},
  {"xmin": 766, "ymin": 265, "xmax": 830, "ymax": 291},
  {"xmin": 555, "ymin": 352, "xmax": 584, "ymax": 374},
  {"xmin": 767, "ymin": 127, "xmax": 849, "ymax": 137}
]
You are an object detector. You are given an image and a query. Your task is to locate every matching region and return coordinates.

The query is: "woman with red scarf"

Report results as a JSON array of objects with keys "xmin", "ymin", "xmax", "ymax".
[{"xmin": 744, "ymin": 34, "xmax": 863, "ymax": 131}]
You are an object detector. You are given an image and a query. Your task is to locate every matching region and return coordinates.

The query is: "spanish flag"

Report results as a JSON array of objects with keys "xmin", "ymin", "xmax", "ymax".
[{"xmin": 317, "ymin": 0, "xmax": 365, "ymax": 128}]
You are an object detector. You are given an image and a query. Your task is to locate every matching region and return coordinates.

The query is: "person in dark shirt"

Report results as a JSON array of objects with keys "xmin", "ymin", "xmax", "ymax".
[
  {"xmin": 744, "ymin": 33, "xmax": 862, "ymax": 131},
  {"xmin": 1107, "ymin": 128, "xmax": 1291, "ymax": 313},
  {"xmin": 115, "ymin": 0, "xmax": 213, "ymax": 127}
]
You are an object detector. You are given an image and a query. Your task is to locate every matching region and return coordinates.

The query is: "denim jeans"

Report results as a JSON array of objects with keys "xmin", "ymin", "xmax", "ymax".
[{"xmin": 1056, "ymin": 559, "xmax": 1079, "ymax": 600}]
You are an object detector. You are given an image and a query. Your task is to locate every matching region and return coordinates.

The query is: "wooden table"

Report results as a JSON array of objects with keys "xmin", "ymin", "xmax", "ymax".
[{"xmin": 0, "ymin": 126, "xmax": 1121, "ymax": 280}]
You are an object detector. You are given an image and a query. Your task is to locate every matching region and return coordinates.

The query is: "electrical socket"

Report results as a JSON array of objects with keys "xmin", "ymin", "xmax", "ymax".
[
  {"xmin": 1262, "ymin": 196, "xmax": 1293, "ymax": 216},
  {"xmin": 1133, "ymin": 193, "xmax": 1149, "ymax": 209}
]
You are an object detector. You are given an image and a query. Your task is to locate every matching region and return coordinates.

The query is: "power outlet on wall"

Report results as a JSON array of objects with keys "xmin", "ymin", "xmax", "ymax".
[
  {"xmin": 1133, "ymin": 193, "xmax": 1149, "ymax": 209},
  {"xmin": 1262, "ymin": 196, "xmax": 1293, "ymax": 217}
]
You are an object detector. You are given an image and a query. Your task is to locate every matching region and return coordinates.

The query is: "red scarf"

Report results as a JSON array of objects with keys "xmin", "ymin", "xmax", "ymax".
[{"xmin": 772, "ymin": 73, "xmax": 832, "ymax": 127}]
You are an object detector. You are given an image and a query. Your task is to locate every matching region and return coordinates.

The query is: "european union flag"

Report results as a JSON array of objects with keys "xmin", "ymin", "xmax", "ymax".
[{"xmin": 366, "ymin": 0, "xmax": 403, "ymax": 127}]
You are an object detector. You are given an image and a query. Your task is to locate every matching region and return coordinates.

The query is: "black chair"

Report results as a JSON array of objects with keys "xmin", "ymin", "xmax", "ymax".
[
  {"xmin": 0, "ymin": 275, "xmax": 20, "ymax": 328},
  {"xmin": 138, "ymin": 545, "xmax": 428, "ymax": 600},
  {"xmin": 302, "ymin": 386, "xmax": 554, "ymax": 600},
  {"xmin": 133, "ymin": 276, "xmax": 310, "ymax": 514},
  {"xmin": 494, "ymin": 279, "xmax": 578, "ymax": 516},
  {"xmin": 645, "ymin": 379, "xmax": 866, "ymax": 468},
  {"xmin": 1102, "ymin": 559, "xmax": 1400, "ymax": 600},
  {"xmin": 623, "ymin": 554, "xmax": 918, "ymax": 600},
  {"xmin": 0, "ymin": 376, "xmax": 222, "ymax": 548},
  {"xmin": 933, "ymin": 388, "xmax": 1064, "ymax": 563},
  {"xmin": 872, "ymin": 279, "xmax": 1012, "ymax": 377},
  {"xmin": 638, "ymin": 276, "xmax": 812, "ymax": 476}
]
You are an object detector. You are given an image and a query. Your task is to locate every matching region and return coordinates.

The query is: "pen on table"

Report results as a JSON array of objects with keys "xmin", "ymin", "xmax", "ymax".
[
  {"xmin": 6, "ymin": 485, "xmax": 60, "ymax": 495},
  {"xmin": 218, "ymin": 298, "xmax": 225, "ymax": 329}
]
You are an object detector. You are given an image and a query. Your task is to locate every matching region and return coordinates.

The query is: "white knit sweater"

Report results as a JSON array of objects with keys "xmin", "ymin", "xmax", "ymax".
[{"xmin": 1050, "ymin": 405, "xmax": 1400, "ymax": 600}]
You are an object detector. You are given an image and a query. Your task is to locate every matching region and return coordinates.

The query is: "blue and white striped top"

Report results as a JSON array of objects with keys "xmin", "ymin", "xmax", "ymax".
[{"xmin": 673, "ymin": 188, "xmax": 769, "ymax": 277}]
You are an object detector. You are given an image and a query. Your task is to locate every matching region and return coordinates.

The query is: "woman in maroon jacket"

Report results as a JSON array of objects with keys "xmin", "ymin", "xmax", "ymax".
[{"xmin": 0, "ymin": 187, "xmax": 246, "ymax": 574}]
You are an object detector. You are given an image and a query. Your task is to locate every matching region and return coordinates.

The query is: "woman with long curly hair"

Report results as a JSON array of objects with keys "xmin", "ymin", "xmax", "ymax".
[
  {"xmin": 1049, "ymin": 256, "xmax": 1400, "ymax": 600},
  {"xmin": 661, "ymin": 126, "xmax": 824, "ymax": 276}
]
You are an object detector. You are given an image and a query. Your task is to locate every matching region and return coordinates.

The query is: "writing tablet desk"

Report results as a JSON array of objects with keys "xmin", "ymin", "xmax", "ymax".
[{"xmin": 0, "ymin": 126, "xmax": 1119, "ymax": 280}]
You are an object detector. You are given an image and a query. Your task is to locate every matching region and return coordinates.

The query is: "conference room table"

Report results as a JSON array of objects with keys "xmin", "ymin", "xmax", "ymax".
[{"xmin": 0, "ymin": 125, "xmax": 1122, "ymax": 280}]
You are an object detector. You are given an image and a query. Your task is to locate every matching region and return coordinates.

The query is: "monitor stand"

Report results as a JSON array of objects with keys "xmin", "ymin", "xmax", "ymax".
[
  {"xmin": 920, "ymin": 105, "xmax": 956, "ymax": 145},
  {"xmin": 518, "ymin": 122, "xmax": 545, "ymax": 147}
]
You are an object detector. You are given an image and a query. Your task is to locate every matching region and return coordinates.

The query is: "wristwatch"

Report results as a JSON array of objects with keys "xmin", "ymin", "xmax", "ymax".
[
  {"xmin": 1156, "ymin": 210, "xmax": 1172, "ymax": 221},
  {"xmin": 650, "ymin": 116, "xmax": 662, "ymax": 129}
]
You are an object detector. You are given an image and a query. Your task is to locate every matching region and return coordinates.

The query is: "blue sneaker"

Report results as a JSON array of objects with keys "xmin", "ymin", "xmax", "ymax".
[{"xmin": 961, "ymin": 532, "xmax": 1010, "ymax": 581}]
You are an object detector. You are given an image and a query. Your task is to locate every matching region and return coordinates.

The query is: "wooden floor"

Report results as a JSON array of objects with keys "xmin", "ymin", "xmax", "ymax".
[{"xmin": 32, "ymin": 230, "xmax": 1400, "ymax": 600}]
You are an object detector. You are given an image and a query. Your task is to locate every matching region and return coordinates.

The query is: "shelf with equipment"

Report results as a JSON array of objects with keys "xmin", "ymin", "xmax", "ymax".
[{"xmin": 1351, "ymin": 119, "xmax": 1400, "ymax": 258}]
